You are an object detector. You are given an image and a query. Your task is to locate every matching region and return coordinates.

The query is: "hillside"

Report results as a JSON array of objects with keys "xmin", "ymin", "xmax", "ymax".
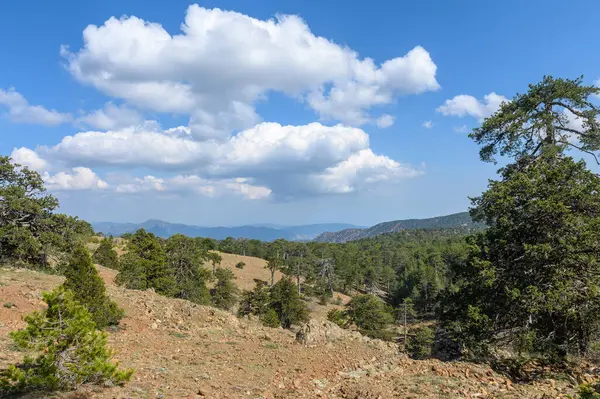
[
  {"xmin": 0, "ymin": 266, "xmax": 574, "ymax": 398},
  {"xmin": 92, "ymin": 220, "xmax": 360, "ymax": 241},
  {"xmin": 314, "ymin": 212, "xmax": 484, "ymax": 243}
]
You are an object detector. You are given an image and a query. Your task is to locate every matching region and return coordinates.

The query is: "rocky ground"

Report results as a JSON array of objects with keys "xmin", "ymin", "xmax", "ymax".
[{"xmin": 0, "ymin": 263, "xmax": 585, "ymax": 398}]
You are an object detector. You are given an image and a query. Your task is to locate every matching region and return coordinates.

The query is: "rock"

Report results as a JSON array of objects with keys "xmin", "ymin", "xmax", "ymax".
[
  {"xmin": 312, "ymin": 379, "xmax": 328, "ymax": 389},
  {"xmin": 295, "ymin": 320, "xmax": 346, "ymax": 345}
]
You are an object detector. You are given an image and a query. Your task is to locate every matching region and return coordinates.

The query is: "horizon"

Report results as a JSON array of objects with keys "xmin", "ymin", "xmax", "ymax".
[
  {"xmin": 89, "ymin": 210, "xmax": 469, "ymax": 229},
  {"xmin": 2, "ymin": 0, "xmax": 599, "ymax": 226}
]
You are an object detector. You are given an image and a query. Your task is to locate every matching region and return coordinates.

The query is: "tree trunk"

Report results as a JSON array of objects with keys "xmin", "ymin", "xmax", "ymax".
[
  {"xmin": 271, "ymin": 268, "xmax": 275, "ymax": 287},
  {"xmin": 403, "ymin": 303, "xmax": 408, "ymax": 350}
]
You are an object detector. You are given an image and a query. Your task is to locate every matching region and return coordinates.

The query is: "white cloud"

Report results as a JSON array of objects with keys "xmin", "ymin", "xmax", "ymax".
[
  {"xmin": 10, "ymin": 147, "xmax": 48, "ymax": 172},
  {"xmin": 116, "ymin": 174, "xmax": 271, "ymax": 200},
  {"xmin": 0, "ymin": 88, "xmax": 73, "ymax": 125},
  {"xmin": 376, "ymin": 114, "xmax": 395, "ymax": 129},
  {"xmin": 422, "ymin": 120, "xmax": 433, "ymax": 129},
  {"xmin": 311, "ymin": 149, "xmax": 422, "ymax": 194},
  {"xmin": 115, "ymin": 175, "xmax": 165, "ymax": 193},
  {"xmin": 44, "ymin": 122, "xmax": 370, "ymax": 175},
  {"xmin": 437, "ymin": 92, "xmax": 508, "ymax": 121},
  {"xmin": 62, "ymin": 6, "xmax": 439, "ymax": 137},
  {"xmin": 43, "ymin": 167, "xmax": 108, "ymax": 191},
  {"xmin": 10, "ymin": 147, "xmax": 107, "ymax": 191},
  {"xmin": 30, "ymin": 120, "xmax": 420, "ymax": 199},
  {"xmin": 77, "ymin": 103, "xmax": 143, "ymax": 130}
]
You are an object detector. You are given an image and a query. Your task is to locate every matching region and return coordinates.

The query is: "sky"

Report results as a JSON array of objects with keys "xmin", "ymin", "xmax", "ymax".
[{"xmin": 1, "ymin": 0, "xmax": 600, "ymax": 227}]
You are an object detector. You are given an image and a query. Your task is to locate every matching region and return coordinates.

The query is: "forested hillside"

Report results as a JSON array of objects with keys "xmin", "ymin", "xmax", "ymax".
[{"xmin": 314, "ymin": 211, "xmax": 484, "ymax": 243}]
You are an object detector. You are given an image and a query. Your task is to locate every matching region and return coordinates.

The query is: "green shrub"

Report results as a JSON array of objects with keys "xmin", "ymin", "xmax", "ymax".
[
  {"xmin": 573, "ymin": 382, "xmax": 600, "ymax": 399},
  {"xmin": 3, "ymin": 302, "xmax": 14, "ymax": 309},
  {"xmin": 0, "ymin": 287, "xmax": 133, "ymax": 394},
  {"xmin": 211, "ymin": 268, "xmax": 239, "ymax": 310},
  {"xmin": 407, "ymin": 326, "xmax": 435, "ymax": 359},
  {"xmin": 261, "ymin": 308, "xmax": 280, "ymax": 328},
  {"xmin": 238, "ymin": 282, "xmax": 270, "ymax": 318},
  {"xmin": 239, "ymin": 279, "xmax": 309, "ymax": 329},
  {"xmin": 92, "ymin": 237, "xmax": 119, "ymax": 270},
  {"xmin": 269, "ymin": 279, "xmax": 309, "ymax": 328},
  {"xmin": 346, "ymin": 295, "xmax": 394, "ymax": 340},
  {"xmin": 63, "ymin": 244, "xmax": 123, "ymax": 329},
  {"xmin": 327, "ymin": 309, "xmax": 348, "ymax": 328},
  {"xmin": 235, "ymin": 262, "xmax": 245, "ymax": 269}
]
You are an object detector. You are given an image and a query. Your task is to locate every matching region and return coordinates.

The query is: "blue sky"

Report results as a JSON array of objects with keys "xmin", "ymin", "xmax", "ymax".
[{"xmin": 1, "ymin": 0, "xmax": 599, "ymax": 226}]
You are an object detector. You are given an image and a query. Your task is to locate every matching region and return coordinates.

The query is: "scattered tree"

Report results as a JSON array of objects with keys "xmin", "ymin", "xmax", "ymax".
[
  {"xmin": 211, "ymin": 268, "xmax": 239, "ymax": 310},
  {"xmin": 269, "ymin": 279, "xmax": 309, "ymax": 328},
  {"xmin": 93, "ymin": 236, "xmax": 119, "ymax": 269},
  {"xmin": 63, "ymin": 244, "xmax": 123, "ymax": 329},
  {"xmin": 407, "ymin": 326, "xmax": 435, "ymax": 359},
  {"xmin": 115, "ymin": 229, "xmax": 177, "ymax": 296},
  {"xmin": 166, "ymin": 234, "xmax": 211, "ymax": 304},
  {"xmin": 345, "ymin": 294, "xmax": 394, "ymax": 340},
  {"xmin": 0, "ymin": 287, "xmax": 132, "ymax": 394},
  {"xmin": 261, "ymin": 308, "xmax": 280, "ymax": 328}
]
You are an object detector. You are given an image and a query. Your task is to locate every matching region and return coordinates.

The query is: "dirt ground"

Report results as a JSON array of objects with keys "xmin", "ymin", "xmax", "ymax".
[{"xmin": 0, "ymin": 264, "xmax": 584, "ymax": 399}]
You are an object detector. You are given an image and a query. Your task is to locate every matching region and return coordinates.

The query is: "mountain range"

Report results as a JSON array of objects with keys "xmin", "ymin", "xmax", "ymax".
[
  {"xmin": 91, "ymin": 220, "xmax": 361, "ymax": 241},
  {"xmin": 92, "ymin": 212, "xmax": 482, "ymax": 242},
  {"xmin": 313, "ymin": 212, "xmax": 483, "ymax": 243}
]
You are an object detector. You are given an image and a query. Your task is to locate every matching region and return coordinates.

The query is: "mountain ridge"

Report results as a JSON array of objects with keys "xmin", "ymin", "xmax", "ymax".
[
  {"xmin": 313, "ymin": 212, "xmax": 484, "ymax": 243},
  {"xmin": 91, "ymin": 220, "xmax": 362, "ymax": 241}
]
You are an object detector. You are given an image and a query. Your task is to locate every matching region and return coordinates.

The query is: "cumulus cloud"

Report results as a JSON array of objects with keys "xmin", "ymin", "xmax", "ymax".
[
  {"xmin": 437, "ymin": 92, "xmax": 508, "ymax": 121},
  {"xmin": 0, "ymin": 88, "xmax": 73, "ymax": 125},
  {"xmin": 44, "ymin": 167, "xmax": 108, "ymax": 191},
  {"xmin": 422, "ymin": 120, "xmax": 433, "ymax": 129},
  {"xmin": 10, "ymin": 147, "xmax": 48, "ymax": 171},
  {"xmin": 43, "ymin": 122, "xmax": 370, "ymax": 175},
  {"xmin": 61, "ymin": 5, "xmax": 439, "ymax": 137},
  {"xmin": 28, "ymin": 121, "xmax": 420, "ymax": 199},
  {"xmin": 115, "ymin": 174, "xmax": 270, "ymax": 200},
  {"xmin": 376, "ymin": 114, "xmax": 395, "ymax": 128},
  {"xmin": 10, "ymin": 147, "xmax": 107, "ymax": 191},
  {"xmin": 310, "ymin": 149, "xmax": 423, "ymax": 194},
  {"xmin": 77, "ymin": 103, "xmax": 143, "ymax": 130}
]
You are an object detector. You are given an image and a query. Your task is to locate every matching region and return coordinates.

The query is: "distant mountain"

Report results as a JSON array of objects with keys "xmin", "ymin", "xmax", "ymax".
[
  {"xmin": 313, "ymin": 212, "xmax": 484, "ymax": 243},
  {"xmin": 91, "ymin": 220, "xmax": 361, "ymax": 241}
]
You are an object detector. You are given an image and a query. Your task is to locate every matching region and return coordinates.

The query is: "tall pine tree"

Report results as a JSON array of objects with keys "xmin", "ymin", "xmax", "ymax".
[
  {"xmin": 441, "ymin": 76, "xmax": 600, "ymax": 361},
  {"xmin": 63, "ymin": 244, "xmax": 123, "ymax": 329}
]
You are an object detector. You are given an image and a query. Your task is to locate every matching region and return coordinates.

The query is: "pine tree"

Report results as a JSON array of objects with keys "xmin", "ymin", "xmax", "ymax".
[
  {"xmin": 261, "ymin": 308, "xmax": 280, "ymax": 328},
  {"xmin": 211, "ymin": 268, "xmax": 239, "ymax": 310},
  {"xmin": 166, "ymin": 234, "xmax": 211, "ymax": 304},
  {"xmin": 441, "ymin": 76, "xmax": 600, "ymax": 362},
  {"xmin": 92, "ymin": 237, "xmax": 119, "ymax": 269},
  {"xmin": 0, "ymin": 287, "xmax": 132, "ymax": 394},
  {"xmin": 115, "ymin": 229, "xmax": 177, "ymax": 296},
  {"xmin": 345, "ymin": 294, "xmax": 394, "ymax": 340},
  {"xmin": 115, "ymin": 252, "xmax": 148, "ymax": 290},
  {"xmin": 63, "ymin": 244, "xmax": 123, "ymax": 329},
  {"xmin": 269, "ymin": 279, "xmax": 309, "ymax": 328}
]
